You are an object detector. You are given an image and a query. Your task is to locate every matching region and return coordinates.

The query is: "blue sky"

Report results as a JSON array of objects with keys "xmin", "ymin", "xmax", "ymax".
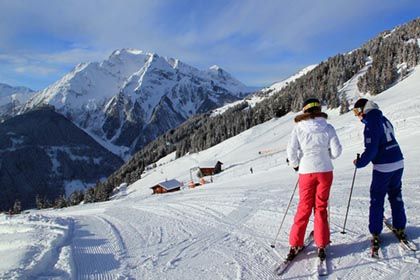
[{"xmin": 0, "ymin": 0, "xmax": 419, "ymax": 90}]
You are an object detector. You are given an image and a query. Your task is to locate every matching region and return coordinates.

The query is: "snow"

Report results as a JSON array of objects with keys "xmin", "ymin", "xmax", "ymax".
[
  {"xmin": 337, "ymin": 57, "xmax": 372, "ymax": 102},
  {"xmin": 0, "ymin": 214, "xmax": 73, "ymax": 279},
  {"xmin": 20, "ymin": 48, "xmax": 254, "ymax": 158},
  {"xmin": 211, "ymin": 64, "xmax": 317, "ymax": 116},
  {"xmin": 261, "ymin": 64, "xmax": 318, "ymax": 93},
  {"xmin": 23, "ymin": 49, "xmax": 251, "ymax": 116},
  {"xmin": 0, "ymin": 83, "xmax": 35, "ymax": 107},
  {"xmin": 64, "ymin": 180, "xmax": 92, "ymax": 197},
  {"xmin": 2, "ymin": 66, "xmax": 420, "ymax": 279}
]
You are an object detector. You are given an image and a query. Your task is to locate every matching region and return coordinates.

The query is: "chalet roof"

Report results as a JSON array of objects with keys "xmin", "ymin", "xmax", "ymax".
[
  {"xmin": 151, "ymin": 179, "xmax": 181, "ymax": 190},
  {"xmin": 199, "ymin": 161, "xmax": 223, "ymax": 168}
]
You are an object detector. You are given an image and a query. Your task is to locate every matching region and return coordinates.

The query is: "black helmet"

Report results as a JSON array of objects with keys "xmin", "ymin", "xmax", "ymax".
[
  {"xmin": 302, "ymin": 98, "xmax": 321, "ymax": 113},
  {"xmin": 353, "ymin": 98, "xmax": 368, "ymax": 115}
]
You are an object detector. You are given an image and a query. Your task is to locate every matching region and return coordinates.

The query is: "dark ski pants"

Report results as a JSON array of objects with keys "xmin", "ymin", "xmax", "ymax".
[{"xmin": 369, "ymin": 168, "xmax": 406, "ymax": 235}]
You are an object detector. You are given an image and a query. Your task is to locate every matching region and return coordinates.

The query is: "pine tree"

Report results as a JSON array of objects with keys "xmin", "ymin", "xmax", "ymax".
[
  {"xmin": 69, "ymin": 191, "xmax": 84, "ymax": 206},
  {"xmin": 35, "ymin": 195, "xmax": 44, "ymax": 209},
  {"xmin": 43, "ymin": 197, "xmax": 52, "ymax": 209},
  {"xmin": 54, "ymin": 195, "xmax": 67, "ymax": 208},
  {"xmin": 340, "ymin": 94, "xmax": 350, "ymax": 115},
  {"xmin": 84, "ymin": 188, "xmax": 95, "ymax": 203},
  {"xmin": 12, "ymin": 199, "xmax": 22, "ymax": 214}
]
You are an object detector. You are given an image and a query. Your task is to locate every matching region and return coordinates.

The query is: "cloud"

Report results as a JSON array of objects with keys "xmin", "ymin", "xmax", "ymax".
[
  {"xmin": 171, "ymin": 0, "xmax": 402, "ymax": 51},
  {"xmin": 14, "ymin": 65, "xmax": 58, "ymax": 76},
  {"xmin": 0, "ymin": 48, "xmax": 107, "ymax": 72},
  {"xmin": 0, "ymin": 0, "xmax": 418, "ymax": 89},
  {"xmin": 38, "ymin": 48, "xmax": 109, "ymax": 65}
]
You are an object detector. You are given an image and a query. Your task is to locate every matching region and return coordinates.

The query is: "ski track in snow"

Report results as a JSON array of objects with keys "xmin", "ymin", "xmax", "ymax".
[
  {"xmin": 60, "ymin": 178, "xmax": 419, "ymax": 280},
  {"xmin": 59, "ymin": 187, "xmax": 291, "ymax": 279},
  {"xmin": 71, "ymin": 215, "xmax": 129, "ymax": 280}
]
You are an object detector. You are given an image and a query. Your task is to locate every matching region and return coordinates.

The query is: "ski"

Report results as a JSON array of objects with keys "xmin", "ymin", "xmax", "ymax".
[
  {"xmin": 274, "ymin": 231, "xmax": 314, "ymax": 276},
  {"xmin": 317, "ymin": 259, "xmax": 328, "ymax": 276},
  {"xmin": 316, "ymin": 248, "xmax": 328, "ymax": 276},
  {"xmin": 383, "ymin": 218, "xmax": 417, "ymax": 251}
]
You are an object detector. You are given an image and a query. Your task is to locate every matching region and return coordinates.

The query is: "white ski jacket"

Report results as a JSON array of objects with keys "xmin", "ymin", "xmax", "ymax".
[{"xmin": 287, "ymin": 115, "xmax": 342, "ymax": 174}]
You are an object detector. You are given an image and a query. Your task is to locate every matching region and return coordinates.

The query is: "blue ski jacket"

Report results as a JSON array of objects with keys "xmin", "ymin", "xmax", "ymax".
[{"xmin": 355, "ymin": 108, "xmax": 403, "ymax": 169}]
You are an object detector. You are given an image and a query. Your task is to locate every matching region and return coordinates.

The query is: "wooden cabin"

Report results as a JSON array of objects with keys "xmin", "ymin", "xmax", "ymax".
[
  {"xmin": 150, "ymin": 179, "xmax": 182, "ymax": 194},
  {"xmin": 197, "ymin": 161, "xmax": 223, "ymax": 177}
]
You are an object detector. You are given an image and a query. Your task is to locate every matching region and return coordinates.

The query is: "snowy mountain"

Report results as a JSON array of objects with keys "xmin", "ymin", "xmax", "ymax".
[
  {"xmin": 2, "ymin": 64, "xmax": 419, "ymax": 279},
  {"xmin": 20, "ymin": 49, "xmax": 252, "ymax": 158},
  {"xmin": 0, "ymin": 83, "xmax": 35, "ymax": 121},
  {"xmin": 211, "ymin": 64, "xmax": 317, "ymax": 116},
  {"xmin": 261, "ymin": 64, "xmax": 318, "ymax": 94},
  {"xmin": 0, "ymin": 107, "xmax": 124, "ymax": 211}
]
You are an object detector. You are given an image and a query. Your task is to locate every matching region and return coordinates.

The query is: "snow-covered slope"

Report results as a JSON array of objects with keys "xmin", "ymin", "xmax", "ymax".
[
  {"xmin": 2, "ymin": 66, "xmax": 420, "ymax": 279},
  {"xmin": 261, "ymin": 64, "xmax": 318, "ymax": 94},
  {"xmin": 211, "ymin": 65, "xmax": 317, "ymax": 116},
  {"xmin": 19, "ymin": 49, "xmax": 252, "ymax": 158},
  {"xmin": 0, "ymin": 83, "xmax": 34, "ymax": 106}
]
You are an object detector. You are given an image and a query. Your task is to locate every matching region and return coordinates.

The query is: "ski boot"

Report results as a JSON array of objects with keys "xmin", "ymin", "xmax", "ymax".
[
  {"xmin": 286, "ymin": 246, "xmax": 303, "ymax": 261},
  {"xmin": 317, "ymin": 247, "xmax": 326, "ymax": 261},
  {"xmin": 371, "ymin": 234, "xmax": 380, "ymax": 258},
  {"xmin": 394, "ymin": 228, "xmax": 408, "ymax": 242}
]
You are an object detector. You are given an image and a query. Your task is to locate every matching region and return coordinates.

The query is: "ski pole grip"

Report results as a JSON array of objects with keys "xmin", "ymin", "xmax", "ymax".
[{"xmin": 356, "ymin": 153, "xmax": 360, "ymax": 160}]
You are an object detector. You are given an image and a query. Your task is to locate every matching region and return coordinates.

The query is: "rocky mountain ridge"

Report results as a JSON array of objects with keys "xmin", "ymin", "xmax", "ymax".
[{"xmin": 19, "ymin": 49, "xmax": 252, "ymax": 158}]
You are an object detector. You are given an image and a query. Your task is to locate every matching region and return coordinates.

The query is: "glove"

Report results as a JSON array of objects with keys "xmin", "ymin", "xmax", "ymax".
[
  {"xmin": 353, "ymin": 153, "xmax": 361, "ymax": 166},
  {"xmin": 293, "ymin": 166, "xmax": 299, "ymax": 172}
]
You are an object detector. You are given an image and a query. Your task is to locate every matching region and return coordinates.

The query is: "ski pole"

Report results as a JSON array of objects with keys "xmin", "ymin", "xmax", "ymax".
[
  {"xmin": 341, "ymin": 153, "xmax": 360, "ymax": 234},
  {"xmin": 270, "ymin": 178, "xmax": 299, "ymax": 248}
]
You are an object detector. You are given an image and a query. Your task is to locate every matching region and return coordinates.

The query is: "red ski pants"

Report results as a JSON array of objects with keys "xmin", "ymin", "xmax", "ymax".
[{"xmin": 289, "ymin": 171, "xmax": 333, "ymax": 248}]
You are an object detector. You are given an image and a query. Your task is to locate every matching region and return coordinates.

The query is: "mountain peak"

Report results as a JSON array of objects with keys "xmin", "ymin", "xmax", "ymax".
[
  {"xmin": 208, "ymin": 65, "xmax": 231, "ymax": 78},
  {"xmin": 14, "ymin": 48, "xmax": 252, "ymax": 157},
  {"xmin": 107, "ymin": 49, "xmax": 155, "ymax": 67},
  {"xmin": 111, "ymin": 48, "xmax": 147, "ymax": 57},
  {"xmin": 0, "ymin": 83, "xmax": 34, "ymax": 94},
  {"xmin": 209, "ymin": 65, "xmax": 224, "ymax": 73}
]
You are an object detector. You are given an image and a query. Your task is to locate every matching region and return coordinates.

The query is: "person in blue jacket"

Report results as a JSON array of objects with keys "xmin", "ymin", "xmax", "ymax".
[{"xmin": 353, "ymin": 98, "xmax": 407, "ymax": 244}]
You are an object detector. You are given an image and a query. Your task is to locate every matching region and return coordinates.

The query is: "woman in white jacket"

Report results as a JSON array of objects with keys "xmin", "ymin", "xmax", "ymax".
[{"xmin": 286, "ymin": 98, "xmax": 342, "ymax": 260}]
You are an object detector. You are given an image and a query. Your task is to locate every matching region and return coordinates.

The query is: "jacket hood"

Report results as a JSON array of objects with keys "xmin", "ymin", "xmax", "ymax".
[
  {"xmin": 363, "ymin": 100, "xmax": 379, "ymax": 114},
  {"xmin": 294, "ymin": 111, "xmax": 328, "ymax": 123},
  {"xmin": 298, "ymin": 116, "xmax": 328, "ymax": 133},
  {"xmin": 363, "ymin": 106, "xmax": 383, "ymax": 124}
]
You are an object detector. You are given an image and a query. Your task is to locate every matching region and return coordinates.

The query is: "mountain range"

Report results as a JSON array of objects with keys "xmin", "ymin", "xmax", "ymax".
[
  {"xmin": 0, "ymin": 49, "xmax": 254, "ymax": 210},
  {"xmin": 16, "ymin": 49, "xmax": 253, "ymax": 158}
]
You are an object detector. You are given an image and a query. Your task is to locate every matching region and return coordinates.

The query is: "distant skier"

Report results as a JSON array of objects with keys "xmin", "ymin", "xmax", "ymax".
[
  {"xmin": 286, "ymin": 98, "xmax": 342, "ymax": 260},
  {"xmin": 352, "ymin": 98, "xmax": 407, "ymax": 247}
]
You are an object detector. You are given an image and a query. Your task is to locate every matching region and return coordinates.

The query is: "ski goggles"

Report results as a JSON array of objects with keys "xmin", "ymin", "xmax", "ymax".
[{"xmin": 352, "ymin": 107, "xmax": 363, "ymax": 116}]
